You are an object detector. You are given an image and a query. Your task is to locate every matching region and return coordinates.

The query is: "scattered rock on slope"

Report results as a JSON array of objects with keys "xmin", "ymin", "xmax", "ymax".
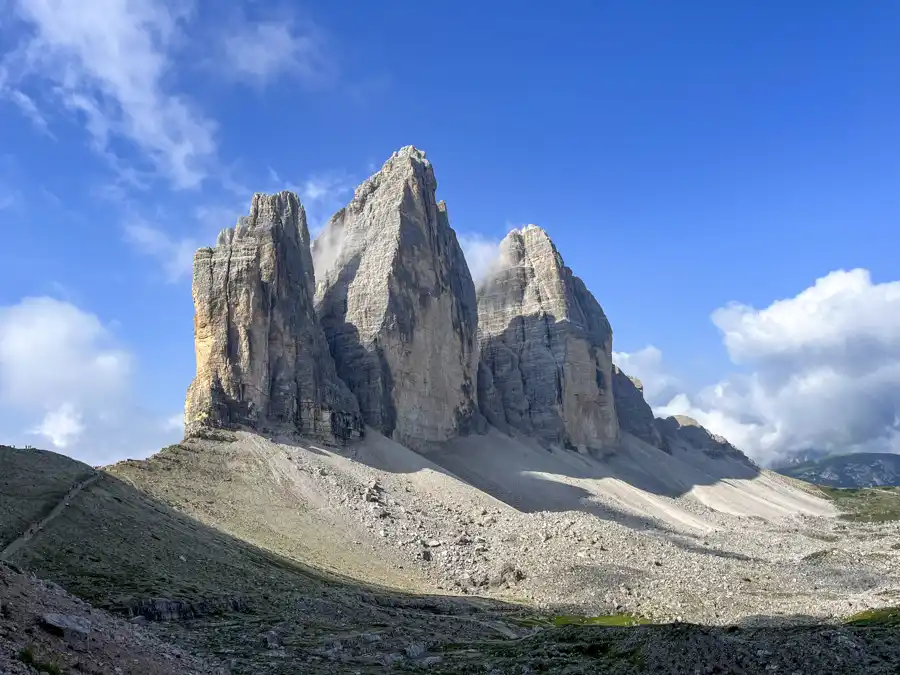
[
  {"xmin": 314, "ymin": 146, "xmax": 482, "ymax": 451},
  {"xmin": 185, "ymin": 191, "xmax": 362, "ymax": 444},
  {"xmin": 476, "ymin": 225, "xmax": 618, "ymax": 451}
]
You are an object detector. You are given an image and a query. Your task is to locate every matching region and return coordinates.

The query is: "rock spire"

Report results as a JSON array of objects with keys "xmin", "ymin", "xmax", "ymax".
[
  {"xmin": 313, "ymin": 147, "xmax": 481, "ymax": 451},
  {"xmin": 476, "ymin": 226, "xmax": 619, "ymax": 451},
  {"xmin": 185, "ymin": 191, "xmax": 362, "ymax": 443}
]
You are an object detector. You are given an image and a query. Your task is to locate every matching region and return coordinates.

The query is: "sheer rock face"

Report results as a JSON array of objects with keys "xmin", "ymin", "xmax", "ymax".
[
  {"xmin": 185, "ymin": 191, "xmax": 362, "ymax": 443},
  {"xmin": 477, "ymin": 226, "xmax": 619, "ymax": 450},
  {"xmin": 655, "ymin": 415, "xmax": 755, "ymax": 466},
  {"xmin": 612, "ymin": 366, "xmax": 668, "ymax": 451},
  {"xmin": 313, "ymin": 147, "xmax": 481, "ymax": 451}
]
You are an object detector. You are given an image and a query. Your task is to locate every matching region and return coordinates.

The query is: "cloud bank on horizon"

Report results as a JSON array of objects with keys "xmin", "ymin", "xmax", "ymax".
[{"xmin": 614, "ymin": 268, "xmax": 900, "ymax": 465}]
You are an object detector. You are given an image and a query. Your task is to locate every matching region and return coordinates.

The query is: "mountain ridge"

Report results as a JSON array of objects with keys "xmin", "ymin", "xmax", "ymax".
[{"xmin": 777, "ymin": 451, "xmax": 900, "ymax": 487}]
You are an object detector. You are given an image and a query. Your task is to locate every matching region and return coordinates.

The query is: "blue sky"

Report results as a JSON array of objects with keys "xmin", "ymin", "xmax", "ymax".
[{"xmin": 1, "ymin": 1, "xmax": 899, "ymax": 465}]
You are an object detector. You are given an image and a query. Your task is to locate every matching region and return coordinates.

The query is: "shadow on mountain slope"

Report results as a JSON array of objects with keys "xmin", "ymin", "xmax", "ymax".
[
  {"xmin": 1, "ymin": 444, "xmax": 898, "ymax": 674},
  {"xmin": 338, "ymin": 427, "xmax": 830, "ymax": 529}
]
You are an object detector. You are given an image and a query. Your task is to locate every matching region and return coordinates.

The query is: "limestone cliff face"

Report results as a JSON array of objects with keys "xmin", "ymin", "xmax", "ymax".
[
  {"xmin": 612, "ymin": 366, "xmax": 668, "ymax": 451},
  {"xmin": 655, "ymin": 415, "xmax": 755, "ymax": 466},
  {"xmin": 477, "ymin": 226, "xmax": 619, "ymax": 450},
  {"xmin": 313, "ymin": 147, "xmax": 481, "ymax": 451},
  {"xmin": 185, "ymin": 191, "xmax": 362, "ymax": 443}
]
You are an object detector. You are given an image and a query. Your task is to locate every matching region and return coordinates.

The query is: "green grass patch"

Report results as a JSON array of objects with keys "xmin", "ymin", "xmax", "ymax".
[
  {"xmin": 17, "ymin": 645, "xmax": 64, "ymax": 674},
  {"xmin": 845, "ymin": 607, "xmax": 900, "ymax": 627},
  {"xmin": 507, "ymin": 613, "xmax": 652, "ymax": 629},
  {"xmin": 818, "ymin": 486, "xmax": 900, "ymax": 522},
  {"xmin": 551, "ymin": 614, "xmax": 652, "ymax": 627}
]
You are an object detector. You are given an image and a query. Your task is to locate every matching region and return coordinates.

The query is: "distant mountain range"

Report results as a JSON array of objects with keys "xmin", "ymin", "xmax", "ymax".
[{"xmin": 776, "ymin": 452, "xmax": 900, "ymax": 488}]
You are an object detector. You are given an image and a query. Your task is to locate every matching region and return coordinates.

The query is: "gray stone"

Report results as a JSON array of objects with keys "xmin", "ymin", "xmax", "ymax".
[
  {"xmin": 41, "ymin": 612, "xmax": 91, "ymax": 641},
  {"xmin": 185, "ymin": 191, "xmax": 363, "ymax": 444},
  {"xmin": 655, "ymin": 415, "xmax": 756, "ymax": 466},
  {"xmin": 264, "ymin": 630, "xmax": 281, "ymax": 648},
  {"xmin": 314, "ymin": 147, "xmax": 482, "ymax": 450},
  {"xmin": 477, "ymin": 226, "xmax": 618, "ymax": 451},
  {"xmin": 612, "ymin": 365, "xmax": 668, "ymax": 451}
]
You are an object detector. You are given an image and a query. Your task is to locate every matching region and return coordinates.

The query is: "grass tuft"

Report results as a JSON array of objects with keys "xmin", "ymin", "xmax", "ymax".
[
  {"xmin": 17, "ymin": 645, "xmax": 64, "ymax": 674},
  {"xmin": 844, "ymin": 607, "xmax": 900, "ymax": 627}
]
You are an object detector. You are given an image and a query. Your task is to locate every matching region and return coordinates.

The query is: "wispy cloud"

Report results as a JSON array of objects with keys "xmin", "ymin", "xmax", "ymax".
[
  {"xmin": 266, "ymin": 170, "xmax": 356, "ymax": 233},
  {"xmin": 2, "ymin": 0, "xmax": 216, "ymax": 189},
  {"xmin": 213, "ymin": 17, "xmax": 336, "ymax": 88},
  {"xmin": 457, "ymin": 233, "xmax": 502, "ymax": 285},
  {"xmin": 4, "ymin": 87, "xmax": 53, "ymax": 136},
  {"xmin": 124, "ymin": 220, "xmax": 197, "ymax": 282}
]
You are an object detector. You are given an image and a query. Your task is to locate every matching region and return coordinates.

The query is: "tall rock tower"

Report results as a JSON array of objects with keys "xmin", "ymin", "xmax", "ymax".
[
  {"xmin": 477, "ymin": 226, "xmax": 619, "ymax": 451},
  {"xmin": 313, "ymin": 146, "xmax": 481, "ymax": 451},
  {"xmin": 185, "ymin": 191, "xmax": 362, "ymax": 443}
]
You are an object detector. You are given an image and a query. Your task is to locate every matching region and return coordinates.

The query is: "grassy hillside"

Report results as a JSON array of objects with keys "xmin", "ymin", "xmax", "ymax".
[
  {"xmin": 0, "ymin": 445, "xmax": 95, "ymax": 546},
  {"xmin": 4, "ymin": 442, "xmax": 900, "ymax": 673}
]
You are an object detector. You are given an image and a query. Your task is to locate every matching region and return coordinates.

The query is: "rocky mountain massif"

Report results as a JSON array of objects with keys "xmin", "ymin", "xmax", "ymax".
[
  {"xmin": 777, "ymin": 452, "xmax": 900, "ymax": 488},
  {"xmin": 184, "ymin": 145, "xmax": 746, "ymax": 466},
  {"xmin": 5, "ymin": 146, "xmax": 900, "ymax": 674}
]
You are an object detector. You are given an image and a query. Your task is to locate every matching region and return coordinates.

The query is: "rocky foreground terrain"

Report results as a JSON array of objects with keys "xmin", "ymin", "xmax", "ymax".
[{"xmin": 2, "ymin": 146, "xmax": 900, "ymax": 673}]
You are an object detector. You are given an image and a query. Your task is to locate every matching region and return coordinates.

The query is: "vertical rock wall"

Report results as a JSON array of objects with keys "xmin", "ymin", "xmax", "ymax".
[
  {"xmin": 185, "ymin": 191, "xmax": 362, "ymax": 443},
  {"xmin": 477, "ymin": 226, "xmax": 619, "ymax": 451},
  {"xmin": 313, "ymin": 147, "xmax": 481, "ymax": 451}
]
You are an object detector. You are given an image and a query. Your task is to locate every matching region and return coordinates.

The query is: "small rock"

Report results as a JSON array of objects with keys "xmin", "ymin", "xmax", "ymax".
[
  {"xmin": 405, "ymin": 642, "xmax": 427, "ymax": 658},
  {"xmin": 264, "ymin": 630, "xmax": 281, "ymax": 648},
  {"xmin": 41, "ymin": 613, "xmax": 91, "ymax": 641}
]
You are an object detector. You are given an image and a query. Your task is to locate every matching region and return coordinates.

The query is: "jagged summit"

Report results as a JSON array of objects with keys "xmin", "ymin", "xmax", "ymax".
[
  {"xmin": 185, "ymin": 190, "xmax": 362, "ymax": 444},
  {"xmin": 655, "ymin": 415, "xmax": 755, "ymax": 465},
  {"xmin": 314, "ymin": 146, "xmax": 482, "ymax": 451},
  {"xmin": 476, "ymin": 225, "xmax": 619, "ymax": 451}
]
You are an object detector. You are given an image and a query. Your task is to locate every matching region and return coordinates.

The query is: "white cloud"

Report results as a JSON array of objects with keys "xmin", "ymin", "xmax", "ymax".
[
  {"xmin": 5, "ymin": 87, "xmax": 52, "ymax": 135},
  {"xmin": 31, "ymin": 403, "xmax": 84, "ymax": 448},
  {"xmin": 2, "ymin": 0, "xmax": 216, "ymax": 188},
  {"xmin": 124, "ymin": 220, "xmax": 197, "ymax": 282},
  {"xmin": 611, "ymin": 346, "xmax": 682, "ymax": 406},
  {"xmin": 0, "ymin": 297, "xmax": 181, "ymax": 463},
  {"xmin": 0, "ymin": 297, "xmax": 132, "ymax": 410},
  {"xmin": 457, "ymin": 233, "xmax": 502, "ymax": 286},
  {"xmin": 215, "ymin": 18, "xmax": 334, "ymax": 87},
  {"xmin": 621, "ymin": 269, "xmax": 900, "ymax": 465},
  {"xmin": 265, "ymin": 171, "xmax": 355, "ymax": 234},
  {"xmin": 163, "ymin": 412, "xmax": 184, "ymax": 433}
]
